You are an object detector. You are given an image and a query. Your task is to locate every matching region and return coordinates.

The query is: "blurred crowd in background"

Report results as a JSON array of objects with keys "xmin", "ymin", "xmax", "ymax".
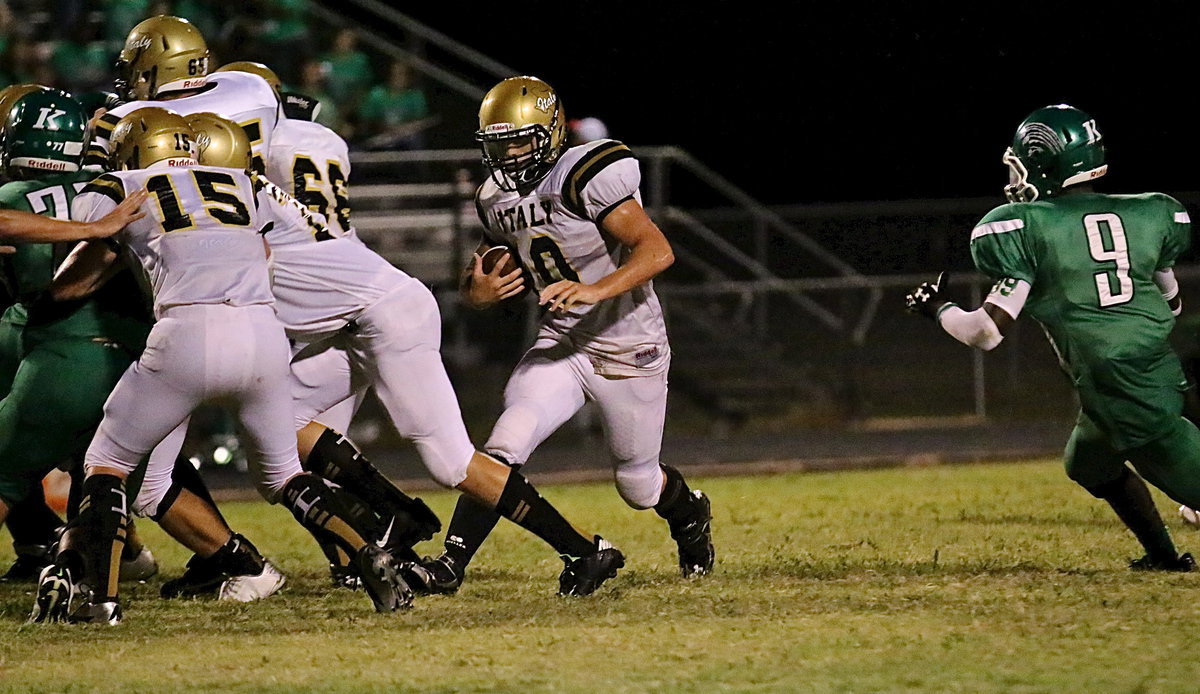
[{"xmin": 0, "ymin": 0, "xmax": 436, "ymax": 150}]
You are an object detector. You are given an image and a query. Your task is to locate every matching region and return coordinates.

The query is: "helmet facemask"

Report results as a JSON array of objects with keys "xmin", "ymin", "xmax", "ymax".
[
  {"xmin": 1002, "ymin": 147, "xmax": 1038, "ymax": 203},
  {"xmin": 477, "ymin": 123, "xmax": 556, "ymax": 191}
]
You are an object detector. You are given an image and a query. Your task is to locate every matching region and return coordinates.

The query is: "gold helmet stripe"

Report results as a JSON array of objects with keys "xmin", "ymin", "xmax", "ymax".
[{"xmin": 562, "ymin": 141, "xmax": 631, "ymax": 218}]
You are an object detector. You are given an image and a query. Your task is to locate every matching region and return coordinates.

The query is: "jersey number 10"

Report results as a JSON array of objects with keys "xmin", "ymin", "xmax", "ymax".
[{"xmin": 1083, "ymin": 213, "xmax": 1133, "ymax": 308}]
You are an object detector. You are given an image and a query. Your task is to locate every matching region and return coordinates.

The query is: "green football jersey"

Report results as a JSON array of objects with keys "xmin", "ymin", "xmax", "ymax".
[
  {"xmin": 0, "ymin": 170, "xmax": 95, "ymax": 310},
  {"xmin": 0, "ymin": 170, "xmax": 150, "ymax": 349},
  {"xmin": 970, "ymin": 192, "xmax": 1190, "ymax": 383}
]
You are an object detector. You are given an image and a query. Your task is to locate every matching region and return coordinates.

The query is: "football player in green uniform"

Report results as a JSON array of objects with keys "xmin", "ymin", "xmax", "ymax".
[
  {"xmin": 907, "ymin": 104, "xmax": 1199, "ymax": 570},
  {"xmin": 0, "ymin": 88, "xmax": 158, "ymax": 578}
]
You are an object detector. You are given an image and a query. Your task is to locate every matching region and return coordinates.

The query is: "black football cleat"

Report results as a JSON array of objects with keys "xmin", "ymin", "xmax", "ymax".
[
  {"xmin": 29, "ymin": 563, "xmax": 79, "ymax": 623},
  {"xmin": 399, "ymin": 554, "xmax": 464, "ymax": 596},
  {"xmin": 2, "ymin": 545, "xmax": 52, "ymax": 582},
  {"xmin": 69, "ymin": 600, "xmax": 122, "ymax": 626},
  {"xmin": 162, "ymin": 534, "xmax": 277, "ymax": 600},
  {"xmin": 330, "ymin": 562, "xmax": 363, "ymax": 591},
  {"xmin": 558, "ymin": 536, "xmax": 624, "ymax": 596},
  {"xmin": 354, "ymin": 545, "xmax": 413, "ymax": 612},
  {"xmin": 671, "ymin": 490, "xmax": 715, "ymax": 578},
  {"xmin": 161, "ymin": 553, "xmax": 228, "ymax": 599},
  {"xmin": 1130, "ymin": 552, "xmax": 1196, "ymax": 572}
]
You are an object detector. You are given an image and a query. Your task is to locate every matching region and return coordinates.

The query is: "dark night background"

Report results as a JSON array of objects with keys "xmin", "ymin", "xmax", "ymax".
[{"xmin": 374, "ymin": 2, "xmax": 1198, "ymax": 206}]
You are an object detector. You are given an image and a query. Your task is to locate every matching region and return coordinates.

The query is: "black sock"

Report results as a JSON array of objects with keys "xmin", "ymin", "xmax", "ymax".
[
  {"xmin": 494, "ymin": 469, "xmax": 593, "ymax": 558},
  {"xmin": 6, "ymin": 486, "xmax": 63, "ymax": 549},
  {"xmin": 66, "ymin": 461, "xmax": 85, "ymax": 520},
  {"xmin": 1090, "ymin": 467, "xmax": 1177, "ymax": 561},
  {"xmin": 167, "ymin": 455, "xmax": 226, "ymax": 523},
  {"xmin": 319, "ymin": 489, "xmax": 382, "ymax": 568},
  {"xmin": 306, "ymin": 429, "xmax": 441, "ymax": 546},
  {"xmin": 72, "ymin": 474, "xmax": 129, "ymax": 602},
  {"xmin": 654, "ymin": 465, "xmax": 702, "ymax": 528},
  {"xmin": 281, "ymin": 473, "xmax": 369, "ymax": 557},
  {"xmin": 443, "ymin": 495, "xmax": 502, "ymax": 568},
  {"xmin": 205, "ymin": 533, "xmax": 265, "ymax": 575}
]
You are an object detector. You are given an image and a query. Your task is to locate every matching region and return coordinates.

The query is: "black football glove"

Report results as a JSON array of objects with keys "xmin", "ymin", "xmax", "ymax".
[{"xmin": 905, "ymin": 271, "xmax": 949, "ymax": 319}]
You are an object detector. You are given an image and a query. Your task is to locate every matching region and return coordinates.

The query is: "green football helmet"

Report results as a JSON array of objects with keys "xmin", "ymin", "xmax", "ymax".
[
  {"xmin": 3, "ymin": 88, "xmax": 87, "ymax": 176},
  {"xmin": 72, "ymin": 90, "xmax": 122, "ymax": 119},
  {"xmin": 1003, "ymin": 104, "xmax": 1107, "ymax": 202}
]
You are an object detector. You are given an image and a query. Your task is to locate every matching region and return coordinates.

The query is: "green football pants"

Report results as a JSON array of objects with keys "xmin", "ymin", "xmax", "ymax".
[
  {"xmin": 1065, "ymin": 410, "xmax": 1200, "ymax": 507},
  {"xmin": 0, "ymin": 334, "xmax": 135, "ymax": 506}
]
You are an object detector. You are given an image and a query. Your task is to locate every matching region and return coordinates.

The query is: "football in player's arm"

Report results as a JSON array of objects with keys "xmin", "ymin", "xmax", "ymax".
[
  {"xmin": 464, "ymin": 196, "xmax": 674, "ymax": 312},
  {"xmin": 906, "ymin": 104, "xmax": 1199, "ymax": 573}
]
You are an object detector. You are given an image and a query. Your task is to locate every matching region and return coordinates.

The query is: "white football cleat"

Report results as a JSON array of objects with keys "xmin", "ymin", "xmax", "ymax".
[
  {"xmin": 119, "ymin": 546, "xmax": 159, "ymax": 582},
  {"xmin": 218, "ymin": 560, "xmax": 286, "ymax": 602},
  {"xmin": 1180, "ymin": 505, "xmax": 1200, "ymax": 527}
]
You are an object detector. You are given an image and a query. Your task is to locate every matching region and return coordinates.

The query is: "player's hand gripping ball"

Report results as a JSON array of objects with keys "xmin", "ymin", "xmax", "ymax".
[{"xmin": 479, "ymin": 245, "xmax": 519, "ymax": 275}]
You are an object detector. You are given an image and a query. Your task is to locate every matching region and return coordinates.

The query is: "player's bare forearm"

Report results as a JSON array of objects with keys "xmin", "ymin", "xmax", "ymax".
[
  {"xmin": 589, "ymin": 232, "xmax": 674, "ymax": 302},
  {"xmin": 540, "ymin": 201, "xmax": 674, "ymax": 312},
  {"xmin": 0, "ymin": 189, "xmax": 146, "ymax": 243},
  {"xmin": 50, "ymin": 240, "xmax": 121, "ymax": 301}
]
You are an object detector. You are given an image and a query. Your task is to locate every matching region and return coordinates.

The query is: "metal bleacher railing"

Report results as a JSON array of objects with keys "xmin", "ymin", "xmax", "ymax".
[{"xmin": 308, "ymin": 2, "xmax": 1200, "ymax": 437}]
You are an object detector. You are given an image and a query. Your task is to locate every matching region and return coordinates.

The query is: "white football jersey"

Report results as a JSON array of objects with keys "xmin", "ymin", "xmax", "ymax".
[
  {"xmin": 265, "ymin": 118, "xmax": 354, "ymax": 238},
  {"xmin": 475, "ymin": 139, "xmax": 669, "ymax": 376},
  {"xmin": 255, "ymin": 175, "xmax": 407, "ymax": 341},
  {"xmin": 86, "ymin": 71, "xmax": 282, "ymax": 173},
  {"xmin": 72, "ymin": 163, "xmax": 273, "ymax": 317}
]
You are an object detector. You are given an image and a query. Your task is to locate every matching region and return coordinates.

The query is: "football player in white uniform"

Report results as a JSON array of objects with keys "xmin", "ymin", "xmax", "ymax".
[
  {"xmin": 410, "ymin": 76, "xmax": 715, "ymax": 594},
  {"xmin": 84, "ymin": 16, "xmax": 281, "ymax": 175},
  {"xmin": 158, "ymin": 110, "xmax": 625, "ymax": 598},
  {"xmin": 30, "ymin": 108, "xmax": 411, "ymax": 625},
  {"xmin": 126, "ymin": 64, "xmax": 443, "ymax": 591}
]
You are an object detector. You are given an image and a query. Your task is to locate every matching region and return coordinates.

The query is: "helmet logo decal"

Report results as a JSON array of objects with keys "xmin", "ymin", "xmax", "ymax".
[
  {"xmin": 33, "ymin": 108, "xmax": 66, "ymax": 131},
  {"xmin": 1082, "ymin": 119, "xmax": 1102, "ymax": 143},
  {"xmin": 535, "ymin": 94, "xmax": 557, "ymax": 113},
  {"xmin": 1019, "ymin": 122, "xmax": 1064, "ymax": 156},
  {"xmin": 194, "ymin": 131, "xmax": 211, "ymax": 156}
]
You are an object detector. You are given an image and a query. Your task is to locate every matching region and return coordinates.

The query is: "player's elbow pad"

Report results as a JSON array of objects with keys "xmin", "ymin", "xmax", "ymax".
[{"xmin": 936, "ymin": 303, "xmax": 1003, "ymax": 351}]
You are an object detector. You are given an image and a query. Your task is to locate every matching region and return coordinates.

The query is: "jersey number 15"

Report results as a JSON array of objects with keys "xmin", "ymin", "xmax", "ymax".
[{"xmin": 146, "ymin": 170, "xmax": 252, "ymax": 232}]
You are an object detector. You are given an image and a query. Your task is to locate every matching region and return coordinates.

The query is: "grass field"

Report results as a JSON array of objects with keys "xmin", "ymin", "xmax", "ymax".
[{"xmin": 4, "ymin": 459, "xmax": 1200, "ymax": 693}]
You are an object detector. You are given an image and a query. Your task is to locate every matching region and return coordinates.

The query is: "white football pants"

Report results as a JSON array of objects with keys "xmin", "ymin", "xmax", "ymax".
[
  {"xmin": 290, "ymin": 279, "xmax": 476, "ymax": 488},
  {"xmin": 485, "ymin": 333, "xmax": 668, "ymax": 509},
  {"xmin": 86, "ymin": 304, "xmax": 302, "ymax": 508}
]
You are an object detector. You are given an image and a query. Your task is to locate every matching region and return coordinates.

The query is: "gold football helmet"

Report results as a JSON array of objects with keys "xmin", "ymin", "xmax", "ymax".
[
  {"xmin": 186, "ymin": 112, "xmax": 251, "ymax": 171},
  {"xmin": 0, "ymin": 84, "xmax": 50, "ymax": 124},
  {"xmin": 214, "ymin": 61, "xmax": 281, "ymax": 93},
  {"xmin": 116, "ymin": 15, "xmax": 210, "ymax": 101},
  {"xmin": 109, "ymin": 107, "xmax": 196, "ymax": 170},
  {"xmin": 476, "ymin": 76, "xmax": 566, "ymax": 190}
]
